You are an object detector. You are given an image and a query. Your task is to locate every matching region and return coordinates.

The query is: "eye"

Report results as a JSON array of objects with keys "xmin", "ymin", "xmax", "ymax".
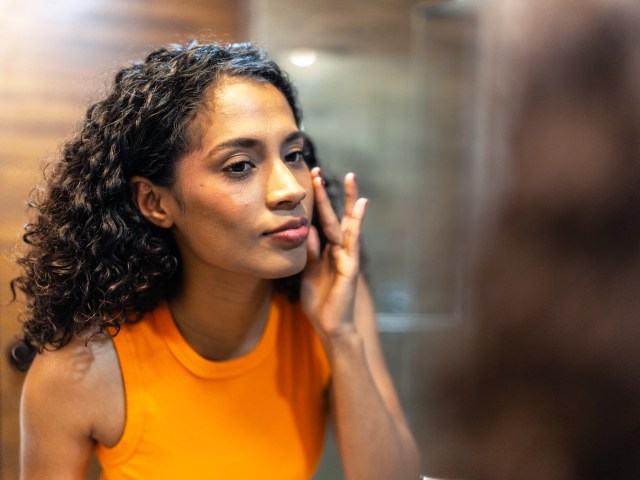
[
  {"xmin": 223, "ymin": 160, "xmax": 255, "ymax": 177},
  {"xmin": 284, "ymin": 151, "xmax": 304, "ymax": 164}
]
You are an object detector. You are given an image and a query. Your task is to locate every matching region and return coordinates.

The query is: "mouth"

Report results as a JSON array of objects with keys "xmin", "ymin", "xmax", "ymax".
[{"xmin": 263, "ymin": 218, "xmax": 309, "ymax": 245}]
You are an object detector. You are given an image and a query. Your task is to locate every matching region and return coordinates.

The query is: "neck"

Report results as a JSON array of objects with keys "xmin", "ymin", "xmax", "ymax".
[{"xmin": 168, "ymin": 269, "xmax": 273, "ymax": 361}]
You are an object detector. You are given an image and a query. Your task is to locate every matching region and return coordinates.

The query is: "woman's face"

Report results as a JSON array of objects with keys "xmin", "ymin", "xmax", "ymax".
[{"xmin": 165, "ymin": 77, "xmax": 314, "ymax": 280}]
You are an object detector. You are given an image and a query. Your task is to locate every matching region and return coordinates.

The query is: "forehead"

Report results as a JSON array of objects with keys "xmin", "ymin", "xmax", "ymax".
[
  {"xmin": 214, "ymin": 77, "xmax": 290, "ymax": 111},
  {"xmin": 189, "ymin": 77, "xmax": 298, "ymax": 148}
]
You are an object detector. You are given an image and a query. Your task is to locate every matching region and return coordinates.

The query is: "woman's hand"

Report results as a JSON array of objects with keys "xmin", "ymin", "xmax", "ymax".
[
  {"xmin": 301, "ymin": 168, "xmax": 420, "ymax": 480},
  {"xmin": 301, "ymin": 167, "xmax": 368, "ymax": 341}
]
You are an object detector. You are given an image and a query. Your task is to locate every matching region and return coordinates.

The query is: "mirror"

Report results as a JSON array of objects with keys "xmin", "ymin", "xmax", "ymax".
[{"xmin": 0, "ymin": 1, "xmax": 477, "ymax": 478}]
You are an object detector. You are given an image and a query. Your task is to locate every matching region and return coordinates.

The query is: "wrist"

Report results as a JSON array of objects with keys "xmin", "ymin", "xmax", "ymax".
[{"xmin": 319, "ymin": 323, "xmax": 363, "ymax": 357}]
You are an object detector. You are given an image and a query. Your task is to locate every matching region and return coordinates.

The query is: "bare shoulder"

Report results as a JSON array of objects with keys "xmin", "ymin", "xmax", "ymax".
[
  {"xmin": 20, "ymin": 333, "xmax": 124, "ymax": 478},
  {"xmin": 26, "ymin": 333, "xmax": 117, "ymax": 404},
  {"xmin": 23, "ymin": 332, "xmax": 124, "ymax": 446}
]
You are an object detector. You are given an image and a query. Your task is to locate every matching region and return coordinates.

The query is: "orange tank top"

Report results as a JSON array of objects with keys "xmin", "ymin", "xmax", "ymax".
[{"xmin": 95, "ymin": 293, "xmax": 331, "ymax": 480}]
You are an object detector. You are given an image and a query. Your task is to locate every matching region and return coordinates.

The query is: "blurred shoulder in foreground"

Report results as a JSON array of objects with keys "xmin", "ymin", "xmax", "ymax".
[{"xmin": 421, "ymin": 1, "xmax": 640, "ymax": 479}]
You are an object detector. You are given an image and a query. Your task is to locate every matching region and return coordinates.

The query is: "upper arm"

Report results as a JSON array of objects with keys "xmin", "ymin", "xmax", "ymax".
[{"xmin": 20, "ymin": 342, "xmax": 101, "ymax": 480}]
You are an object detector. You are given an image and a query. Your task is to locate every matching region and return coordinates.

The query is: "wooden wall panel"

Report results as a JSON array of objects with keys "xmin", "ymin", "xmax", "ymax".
[{"xmin": 0, "ymin": 1, "xmax": 241, "ymax": 477}]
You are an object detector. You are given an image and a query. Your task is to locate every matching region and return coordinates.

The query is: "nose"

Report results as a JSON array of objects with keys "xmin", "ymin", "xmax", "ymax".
[{"xmin": 266, "ymin": 159, "xmax": 307, "ymax": 210}]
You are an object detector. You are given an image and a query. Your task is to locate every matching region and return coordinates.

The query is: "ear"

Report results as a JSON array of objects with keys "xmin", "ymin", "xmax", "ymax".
[{"xmin": 129, "ymin": 176, "xmax": 176, "ymax": 229}]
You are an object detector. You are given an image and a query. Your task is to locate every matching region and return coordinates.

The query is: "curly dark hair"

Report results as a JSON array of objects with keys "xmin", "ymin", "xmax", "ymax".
[{"xmin": 10, "ymin": 41, "xmax": 335, "ymax": 371}]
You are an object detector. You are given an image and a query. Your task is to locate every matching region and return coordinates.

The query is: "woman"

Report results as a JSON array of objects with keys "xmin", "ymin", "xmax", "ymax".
[
  {"xmin": 422, "ymin": 0, "xmax": 640, "ymax": 478},
  {"xmin": 12, "ymin": 41, "xmax": 419, "ymax": 479}
]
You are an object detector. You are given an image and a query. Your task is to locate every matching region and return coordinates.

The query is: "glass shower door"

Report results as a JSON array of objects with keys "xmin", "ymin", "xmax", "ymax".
[{"xmin": 246, "ymin": 1, "xmax": 477, "ymax": 476}]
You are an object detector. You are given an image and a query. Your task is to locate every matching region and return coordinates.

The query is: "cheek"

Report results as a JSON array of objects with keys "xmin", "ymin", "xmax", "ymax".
[
  {"xmin": 307, "ymin": 180, "xmax": 316, "ymax": 212},
  {"xmin": 295, "ymin": 171, "xmax": 314, "ymax": 204},
  {"xmin": 300, "ymin": 177, "xmax": 314, "ymax": 217},
  {"xmin": 195, "ymin": 186, "xmax": 255, "ymax": 216},
  {"xmin": 307, "ymin": 188, "xmax": 315, "ymax": 214}
]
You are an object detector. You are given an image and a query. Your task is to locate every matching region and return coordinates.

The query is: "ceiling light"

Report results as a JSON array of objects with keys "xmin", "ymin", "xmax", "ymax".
[{"xmin": 289, "ymin": 49, "xmax": 317, "ymax": 67}]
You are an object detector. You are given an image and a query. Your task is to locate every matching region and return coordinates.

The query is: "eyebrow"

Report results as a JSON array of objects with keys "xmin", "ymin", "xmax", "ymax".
[{"xmin": 207, "ymin": 131, "xmax": 305, "ymax": 157}]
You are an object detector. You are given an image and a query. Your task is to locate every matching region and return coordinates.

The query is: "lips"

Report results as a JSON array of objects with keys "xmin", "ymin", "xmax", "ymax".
[
  {"xmin": 264, "ymin": 218, "xmax": 308, "ymax": 235},
  {"xmin": 263, "ymin": 218, "xmax": 309, "ymax": 245}
]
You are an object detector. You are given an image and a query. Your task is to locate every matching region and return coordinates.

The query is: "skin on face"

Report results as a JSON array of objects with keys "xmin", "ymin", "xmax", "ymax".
[{"xmin": 164, "ymin": 77, "xmax": 314, "ymax": 281}]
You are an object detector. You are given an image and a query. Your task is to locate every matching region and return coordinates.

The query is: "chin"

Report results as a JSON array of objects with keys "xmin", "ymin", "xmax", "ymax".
[{"xmin": 263, "ymin": 250, "xmax": 308, "ymax": 279}]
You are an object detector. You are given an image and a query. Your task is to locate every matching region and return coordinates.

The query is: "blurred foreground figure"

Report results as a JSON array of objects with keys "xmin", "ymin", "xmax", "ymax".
[{"xmin": 424, "ymin": 0, "xmax": 640, "ymax": 478}]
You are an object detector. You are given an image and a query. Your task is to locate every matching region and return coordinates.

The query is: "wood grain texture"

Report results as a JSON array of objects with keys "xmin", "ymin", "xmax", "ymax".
[{"xmin": 0, "ymin": 1, "xmax": 241, "ymax": 477}]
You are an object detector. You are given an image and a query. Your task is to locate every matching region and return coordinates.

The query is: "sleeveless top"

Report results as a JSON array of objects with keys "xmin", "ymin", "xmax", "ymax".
[{"xmin": 95, "ymin": 293, "xmax": 331, "ymax": 480}]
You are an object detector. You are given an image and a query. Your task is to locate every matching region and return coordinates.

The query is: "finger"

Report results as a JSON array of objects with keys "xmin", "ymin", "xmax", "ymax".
[
  {"xmin": 312, "ymin": 175, "xmax": 343, "ymax": 245},
  {"xmin": 343, "ymin": 172, "xmax": 358, "ymax": 217},
  {"xmin": 310, "ymin": 166, "xmax": 322, "ymax": 182},
  {"xmin": 343, "ymin": 197, "xmax": 368, "ymax": 257},
  {"xmin": 341, "ymin": 172, "xmax": 360, "ymax": 232}
]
